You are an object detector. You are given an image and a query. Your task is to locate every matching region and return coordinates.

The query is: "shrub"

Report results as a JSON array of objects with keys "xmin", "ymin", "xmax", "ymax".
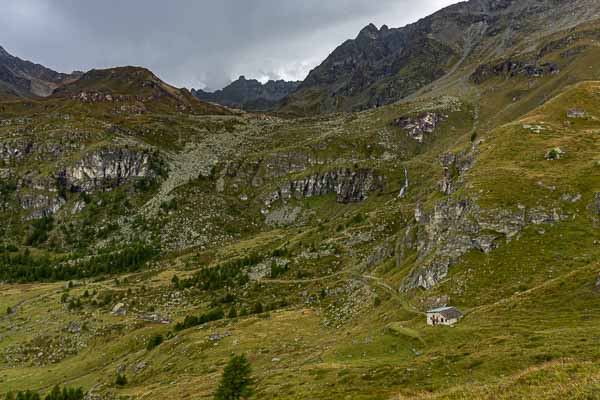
[
  {"xmin": 115, "ymin": 373, "xmax": 128, "ymax": 386},
  {"xmin": 160, "ymin": 198, "xmax": 178, "ymax": 212},
  {"xmin": 146, "ymin": 334, "xmax": 164, "ymax": 350},
  {"xmin": 174, "ymin": 309, "xmax": 225, "ymax": 332}
]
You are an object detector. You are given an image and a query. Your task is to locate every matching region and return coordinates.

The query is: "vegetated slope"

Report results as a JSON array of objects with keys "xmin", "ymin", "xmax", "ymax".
[
  {"xmin": 192, "ymin": 76, "xmax": 300, "ymax": 111},
  {"xmin": 52, "ymin": 66, "xmax": 233, "ymax": 115},
  {"xmin": 0, "ymin": 45, "xmax": 81, "ymax": 97},
  {"xmin": 1, "ymin": 6, "xmax": 600, "ymax": 400},
  {"xmin": 279, "ymin": 0, "xmax": 600, "ymax": 115}
]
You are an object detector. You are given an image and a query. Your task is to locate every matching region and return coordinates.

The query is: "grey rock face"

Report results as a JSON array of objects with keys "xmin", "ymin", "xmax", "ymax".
[
  {"xmin": 59, "ymin": 148, "xmax": 154, "ymax": 192},
  {"xmin": 438, "ymin": 151, "xmax": 475, "ymax": 195},
  {"xmin": 283, "ymin": 0, "xmax": 600, "ymax": 114},
  {"xmin": 265, "ymin": 205, "xmax": 303, "ymax": 227},
  {"xmin": 400, "ymin": 199, "xmax": 569, "ymax": 291},
  {"xmin": 263, "ymin": 168, "xmax": 384, "ymax": 210},
  {"xmin": 393, "ymin": 112, "xmax": 447, "ymax": 143},
  {"xmin": 0, "ymin": 138, "xmax": 34, "ymax": 161},
  {"xmin": 20, "ymin": 193, "xmax": 66, "ymax": 219},
  {"xmin": 0, "ymin": 45, "xmax": 80, "ymax": 98}
]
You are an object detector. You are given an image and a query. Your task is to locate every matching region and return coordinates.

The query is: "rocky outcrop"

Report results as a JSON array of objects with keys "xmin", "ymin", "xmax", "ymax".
[
  {"xmin": 1, "ymin": 138, "xmax": 34, "ymax": 161},
  {"xmin": 58, "ymin": 148, "xmax": 155, "ymax": 192},
  {"xmin": 393, "ymin": 112, "xmax": 447, "ymax": 143},
  {"xmin": 470, "ymin": 59, "xmax": 560, "ymax": 84},
  {"xmin": 439, "ymin": 151, "xmax": 476, "ymax": 195},
  {"xmin": 263, "ymin": 168, "xmax": 384, "ymax": 211},
  {"xmin": 281, "ymin": 21, "xmax": 457, "ymax": 113},
  {"xmin": 1, "ymin": 138, "xmax": 82, "ymax": 164},
  {"xmin": 400, "ymin": 199, "xmax": 570, "ymax": 290},
  {"xmin": 20, "ymin": 193, "xmax": 66, "ymax": 219}
]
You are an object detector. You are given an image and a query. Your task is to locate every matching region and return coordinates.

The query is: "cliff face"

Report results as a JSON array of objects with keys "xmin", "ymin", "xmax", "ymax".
[
  {"xmin": 193, "ymin": 76, "xmax": 300, "ymax": 111},
  {"xmin": 0, "ymin": 135, "xmax": 159, "ymax": 220},
  {"xmin": 59, "ymin": 148, "xmax": 155, "ymax": 193},
  {"xmin": 399, "ymin": 198, "xmax": 570, "ymax": 290},
  {"xmin": 263, "ymin": 168, "xmax": 384, "ymax": 210}
]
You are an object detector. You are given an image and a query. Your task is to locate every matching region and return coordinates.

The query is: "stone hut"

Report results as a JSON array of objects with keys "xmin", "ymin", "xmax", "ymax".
[{"xmin": 426, "ymin": 306, "xmax": 463, "ymax": 326}]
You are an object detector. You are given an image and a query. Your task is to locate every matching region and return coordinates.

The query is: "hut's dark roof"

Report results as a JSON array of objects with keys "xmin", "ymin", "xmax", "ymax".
[{"xmin": 427, "ymin": 306, "xmax": 463, "ymax": 319}]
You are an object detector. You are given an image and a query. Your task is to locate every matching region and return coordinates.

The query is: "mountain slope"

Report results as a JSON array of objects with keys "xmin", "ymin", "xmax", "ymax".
[
  {"xmin": 2, "ymin": 1, "xmax": 600, "ymax": 399},
  {"xmin": 192, "ymin": 76, "xmax": 300, "ymax": 111},
  {"xmin": 52, "ymin": 66, "xmax": 232, "ymax": 115},
  {"xmin": 280, "ymin": 0, "xmax": 600, "ymax": 115},
  {"xmin": 0, "ymin": 45, "xmax": 80, "ymax": 98}
]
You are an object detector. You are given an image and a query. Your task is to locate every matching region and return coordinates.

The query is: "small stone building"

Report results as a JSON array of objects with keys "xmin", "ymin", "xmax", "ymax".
[{"xmin": 426, "ymin": 306, "xmax": 463, "ymax": 326}]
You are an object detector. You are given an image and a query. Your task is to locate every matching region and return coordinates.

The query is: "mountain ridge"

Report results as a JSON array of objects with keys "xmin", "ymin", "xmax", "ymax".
[
  {"xmin": 192, "ymin": 75, "xmax": 300, "ymax": 111},
  {"xmin": 0, "ymin": 44, "xmax": 81, "ymax": 98},
  {"xmin": 279, "ymin": 0, "xmax": 600, "ymax": 115}
]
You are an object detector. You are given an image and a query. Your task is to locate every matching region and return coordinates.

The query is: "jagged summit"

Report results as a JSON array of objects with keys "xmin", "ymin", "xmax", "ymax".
[
  {"xmin": 192, "ymin": 75, "xmax": 300, "ymax": 112},
  {"xmin": 357, "ymin": 23, "xmax": 380, "ymax": 39}
]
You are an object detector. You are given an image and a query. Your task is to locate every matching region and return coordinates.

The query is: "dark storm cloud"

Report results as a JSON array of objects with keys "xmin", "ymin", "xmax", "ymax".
[{"xmin": 0, "ymin": 0, "xmax": 457, "ymax": 90}]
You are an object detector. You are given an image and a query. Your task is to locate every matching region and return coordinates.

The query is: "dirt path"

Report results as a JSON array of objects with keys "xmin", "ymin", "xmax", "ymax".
[
  {"xmin": 362, "ymin": 274, "xmax": 421, "ymax": 315},
  {"xmin": 258, "ymin": 270, "xmax": 348, "ymax": 285},
  {"xmin": 1, "ymin": 286, "xmax": 58, "ymax": 321}
]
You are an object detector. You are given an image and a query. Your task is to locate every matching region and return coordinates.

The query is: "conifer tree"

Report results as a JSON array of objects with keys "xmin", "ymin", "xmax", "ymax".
[{"xmin": 214, "ymin": 355, "xmax": 254, "ymax": 400}]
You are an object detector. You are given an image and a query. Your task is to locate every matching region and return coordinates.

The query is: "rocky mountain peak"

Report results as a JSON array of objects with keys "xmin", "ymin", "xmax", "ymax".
[
  {"xmin": 357, "ymin": 23, "xmax": 380, "ymax": 39},
  {"xmin": 192, "ymin": 75, "xmax": 300, "ymax": 112}
]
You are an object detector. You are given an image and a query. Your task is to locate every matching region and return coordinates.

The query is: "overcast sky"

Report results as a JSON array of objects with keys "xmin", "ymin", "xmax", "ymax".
[{"xmin": 0, "ymin": 0, "xmax": 458, "ymax": 91}]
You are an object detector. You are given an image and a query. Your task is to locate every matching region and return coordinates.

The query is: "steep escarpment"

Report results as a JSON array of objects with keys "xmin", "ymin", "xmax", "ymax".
[{"xmin": 58, "ymin": 147, "xmax": 158, "ymax": 193}]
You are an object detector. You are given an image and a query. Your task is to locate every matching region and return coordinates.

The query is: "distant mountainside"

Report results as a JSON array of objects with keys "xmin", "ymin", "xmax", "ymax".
[
  {"xmin": 52, "ymin": 66, "xmax": 232, "ymax": 115},
  {"xmin": 0, "ymin": 45, "xmax": 81, "ymax": 98},
  {"xmin": 192, "ymin": 75, "xmax": 300, "ymax": 111},
  {"xmin": 280, "ymin": 0, "xmax": 600, "ymax": 114}
]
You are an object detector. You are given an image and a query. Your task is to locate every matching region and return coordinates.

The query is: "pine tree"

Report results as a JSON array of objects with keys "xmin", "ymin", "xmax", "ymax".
[{"xmin": 214, "ymin": 355, "xmax": 254, "ymax": 400}]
